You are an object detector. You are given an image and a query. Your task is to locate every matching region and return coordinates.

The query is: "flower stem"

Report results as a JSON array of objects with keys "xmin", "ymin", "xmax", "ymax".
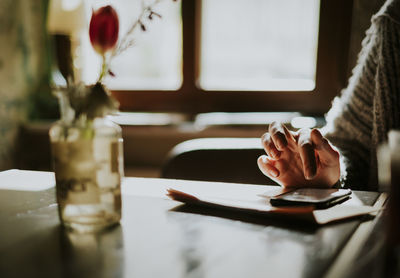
[{"xmin": 98, "ymin": 54, "xmax": 107, "ymax": 83}]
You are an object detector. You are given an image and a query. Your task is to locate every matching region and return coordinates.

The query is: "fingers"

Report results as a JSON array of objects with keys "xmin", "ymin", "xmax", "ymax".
[
  {"xmin": 257, "ymin": 155, "xmax": 279, "ymax": 178},
  {"xmin": 268, "ymin": 122, "xmax": 290, "ymax": 151},
  {"xmin": 298, "ymin": 129, "xmax": 317, "ymax": 180},
  {"xmin": 261, "ymin": 133, "xmax": 281, "ymax": 159},
  {"xmin": 310, "ymin": 129, "xmax": 340, "ymax": 164},
  {"xmin": 262, "ymin": 122, "xmax": 297, "ymax": 158}
]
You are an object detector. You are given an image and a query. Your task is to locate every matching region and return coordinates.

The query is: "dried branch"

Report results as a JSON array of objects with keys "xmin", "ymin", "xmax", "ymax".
[{"xmin": 111, "ymin": 0, "xmax": 166, "ymax": 58}]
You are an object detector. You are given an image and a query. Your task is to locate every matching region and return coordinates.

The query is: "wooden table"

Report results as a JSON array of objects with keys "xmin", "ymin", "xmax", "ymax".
[{"xmin": 0, "ymin": 170, "xmax": 386, "ymax": 278}]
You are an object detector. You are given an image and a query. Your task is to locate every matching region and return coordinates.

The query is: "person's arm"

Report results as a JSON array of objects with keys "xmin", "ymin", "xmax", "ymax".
[{"xmin": 323, "ymin": 11, "xmax": 400, "ymax": 190}]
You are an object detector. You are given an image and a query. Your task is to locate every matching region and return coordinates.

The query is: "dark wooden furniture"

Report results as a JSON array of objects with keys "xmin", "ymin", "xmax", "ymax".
[{"xmin": 162, "ymin": 138, "xmax": 274, "ymax": 185}]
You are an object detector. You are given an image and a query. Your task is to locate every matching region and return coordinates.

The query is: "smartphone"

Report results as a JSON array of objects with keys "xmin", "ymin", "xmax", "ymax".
[{"xmin": 270, "ymin": 188, "xmax": 352, "ymax": 209}]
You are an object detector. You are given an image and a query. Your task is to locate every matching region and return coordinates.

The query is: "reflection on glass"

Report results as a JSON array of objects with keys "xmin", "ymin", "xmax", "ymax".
[
  {"xmin": 199, "ymin": 0, "xmax": 320, "ymax": 91},
  {"xmin": 81, "ymin": 0, "xmax": 183, "ymax": 90}
]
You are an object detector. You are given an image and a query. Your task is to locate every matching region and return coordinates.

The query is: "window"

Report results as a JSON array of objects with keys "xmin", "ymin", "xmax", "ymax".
[
  {"xmin": 82, "ymin": 0, "xmax": 182, "ymax": 90},
  {"xmin": 199, "ymin": 0, "xmax": 320, "ymax": 92},
  {"xmin": 86, "ymin": 0, "xmax": 353, "ymax": 115}
]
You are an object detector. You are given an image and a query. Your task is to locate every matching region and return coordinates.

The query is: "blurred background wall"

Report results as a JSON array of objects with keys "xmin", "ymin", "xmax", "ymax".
[{"xmin": 0, "ymin": 0, "xmax": 53, "ymax": 170}]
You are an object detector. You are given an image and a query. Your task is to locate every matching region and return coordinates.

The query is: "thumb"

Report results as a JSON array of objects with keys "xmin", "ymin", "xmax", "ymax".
[{"xmin": 310, "ymin": 129, "xmax": 339, "ymax": 165}]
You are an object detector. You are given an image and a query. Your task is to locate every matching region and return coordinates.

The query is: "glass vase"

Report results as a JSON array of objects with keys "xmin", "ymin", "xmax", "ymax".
[{"xmin": 49, "ymin": 117, "xmax": 123, "ymax": 233}]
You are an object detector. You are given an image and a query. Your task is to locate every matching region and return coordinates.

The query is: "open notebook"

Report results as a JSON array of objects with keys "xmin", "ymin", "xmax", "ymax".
[{"xmin": 166, "ymin": 188, "xmax": 384, "ymax": 225}]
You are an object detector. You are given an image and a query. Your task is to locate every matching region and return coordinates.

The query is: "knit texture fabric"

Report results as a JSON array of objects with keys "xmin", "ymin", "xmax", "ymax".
[{"xmin": 323, "ymin": 0, "xmax": 400, "ymax": 191}]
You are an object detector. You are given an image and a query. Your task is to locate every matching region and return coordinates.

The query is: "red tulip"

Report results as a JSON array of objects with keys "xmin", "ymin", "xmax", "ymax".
[{"xmin": 89, "ymin": 5, "xmax": 119, "ymax": 55}]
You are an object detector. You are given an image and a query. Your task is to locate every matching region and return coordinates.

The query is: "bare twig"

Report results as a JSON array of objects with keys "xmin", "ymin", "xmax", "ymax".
[{"xmin": 111, "ymin": 0, "xmax": 165, "ymax": 58}]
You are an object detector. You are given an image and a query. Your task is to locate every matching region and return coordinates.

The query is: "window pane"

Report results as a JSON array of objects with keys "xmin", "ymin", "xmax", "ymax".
[
  {"xmin": 81, "ymin": 0, "xmax": 182, "ymax": 90},
  {"xmin": 199, "ymin": 0, "xmax": 320, "ymax": 91}
]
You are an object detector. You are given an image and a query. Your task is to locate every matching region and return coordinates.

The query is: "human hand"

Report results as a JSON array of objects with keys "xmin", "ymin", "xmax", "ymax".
[{"xmin": 257, "ymin": 122, "xmax": 340, "ymax": 188}]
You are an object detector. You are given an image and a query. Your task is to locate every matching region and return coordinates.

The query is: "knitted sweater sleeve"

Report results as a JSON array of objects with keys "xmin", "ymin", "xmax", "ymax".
[{"xmin": 322, "ymin": 8, "xmax": 400, "ymax": 190}]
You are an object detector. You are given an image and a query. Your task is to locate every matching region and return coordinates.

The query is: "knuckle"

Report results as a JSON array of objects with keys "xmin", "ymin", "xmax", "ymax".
[
  {"xmin": 321, "ymin": 138, "xmax": 329, "ymax": 146},
  {"xmin": 274, "ymin": 159, "xmax": 288, "ymax": 172},
  {"xmin": 332, "ymin": 149, "xmax": 340, "ymax": 159}
]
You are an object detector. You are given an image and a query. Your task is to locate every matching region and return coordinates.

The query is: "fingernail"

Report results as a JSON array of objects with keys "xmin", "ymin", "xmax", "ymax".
[
  {"xmin": 305, "ymin": 170, "xmax": 316, "ymax": 180},
  {"xmin": 261, "ymin": 156, "xmax": 268, "ymax": 164},
  {"xmin": 270, "ymin": 169, "xmax": 279, "ymax": 178}
]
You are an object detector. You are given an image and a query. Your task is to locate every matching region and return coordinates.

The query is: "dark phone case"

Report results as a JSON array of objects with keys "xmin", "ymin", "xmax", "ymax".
[{"xmin": 270, "ymin": 191, "xmax": 351, "ymax": 209}]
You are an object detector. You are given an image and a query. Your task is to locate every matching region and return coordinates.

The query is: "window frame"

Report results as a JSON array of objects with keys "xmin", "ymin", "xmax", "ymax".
[{"xmin": 111, "ymin": 0, "xmax": 353, "ymax": 116}]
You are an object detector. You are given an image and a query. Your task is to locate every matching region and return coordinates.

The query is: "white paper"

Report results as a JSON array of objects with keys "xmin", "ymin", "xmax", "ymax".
[{"xmin": 167, "ymin": 188, "xmax": 380, "ymax": 225}]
